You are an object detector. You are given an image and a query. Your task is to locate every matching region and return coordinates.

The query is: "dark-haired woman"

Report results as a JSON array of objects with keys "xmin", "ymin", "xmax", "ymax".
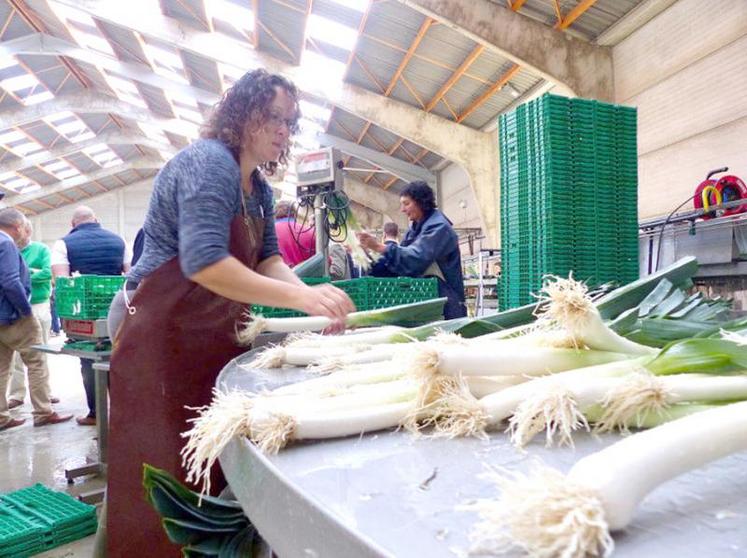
[
  {"xmin": 105, "ymin": 69, "xmax": 353, "ymax": 556},
  {"xmin": 359, "ymin": 181, "xmax": 466, "ymax": 319}
]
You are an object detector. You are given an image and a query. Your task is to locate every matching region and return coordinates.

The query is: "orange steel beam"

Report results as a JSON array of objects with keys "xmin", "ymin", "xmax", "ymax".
[
  {"xmin": 552, "ymin": 0, "xmax": 563, "ymax": 24},
  {"xmin": 297, "ymin": 0, "xmax": 313, "ymax": 64},
  {"xmin": 385, "ymin": 18, "xmax": 432, "ymax": 96},
  {"xmin": 361, "ymin": 33, "xmax": 490, "ymax": 85},
  {"xmin": 425, "ymin": 44, "xmax": 483, "ymax": 112},
  {"xmin": 555, "ymin": 0, "xmax": 598, "ymax": 30},
  {"xmin": 0, "ymin": 8, "xmax": 15, "ymax": 36},
  {"xmin": 354, "ymin": 17, "xmax": 432, "ymax": 168},
  {"xmin": 383, "ymin": 147, "xmax": 428, "ymax": 189},
  {"xmin": 252, "ymin": 0, "xmax": 259, "ymax": 48},
  {"xmin": 400, "ymin": 75, "xmax": 425, "ymax": 109},
  {"xmin": 510, "ymin": 0, "xmax": 528, "ymax": 11},
  {"xmin": 456, "ymin": 63, "xmax": 520, "ymax": 123},
  {"xmin": 258, "ymin": 20, "xmax": 296, "ymax": 59}
]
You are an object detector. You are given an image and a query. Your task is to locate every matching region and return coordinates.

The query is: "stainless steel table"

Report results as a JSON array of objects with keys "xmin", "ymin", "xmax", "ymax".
[
  {"xmin": 218, "ymin": 349, "xmax": 747, "ymax": 558},
  {"xmin": 32, "ymin": 343, "xmax": 110, "ymax": 503}
]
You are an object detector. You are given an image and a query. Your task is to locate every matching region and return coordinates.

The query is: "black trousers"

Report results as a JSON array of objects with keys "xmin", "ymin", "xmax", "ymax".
[{"xmin": 80, "ymin": 358, "xmax": 96, "ymax": 418}]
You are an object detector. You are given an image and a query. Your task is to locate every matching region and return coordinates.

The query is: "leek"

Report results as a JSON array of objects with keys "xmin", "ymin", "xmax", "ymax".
[
  {"xmin": 236, "ymin": 297, "xmax": 447, "ymax": 345},
  {"xmin": 537, "ymin": 276, "xmax": 657, "ymax": 356},
  {"xmin": 468, "ymin": 401, "xmax": 747, "ymax": 558}
]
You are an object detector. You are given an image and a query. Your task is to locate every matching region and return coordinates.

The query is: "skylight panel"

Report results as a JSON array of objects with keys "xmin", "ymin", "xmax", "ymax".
[
  {"xmin": 82, "ymin": 144, "xmax": 110, "ymax": 157},
  {"xmin": 1, "ymin": 74, "xmax": 38, "ymax": 92},
  {"xmin": 41, "ymin": 160, "xmax": 70, "ymax": 173},
  {"xmin": 298, "ymin": 118, "xmax": 323, "ymax": 135},
  {"xmin": 299, "ymin": 100, "xmax": 332, "ymax": 124},
  {"xmin": 50, "ymin": 2, "xmax": 115, "ymax": 56},
  {"xmin": 11, "ymin": 140, "xmax": 45, "ymax": 157},
  {"xmin": 173, "ymin": 106, "xmax": 203, "ymax": 125},
  {"xmin": 144, "ymin": 43, "xmax": 189, "ymax": 85},
  {"xmin": 0, "ymin": 130, "xmax": 26, "ymax": 144},
  {"xmin": 307, "ymin": 15, "xmax": 359, "ymax": 51},
  {"xmin": 45, "ymin": 113, "xmax": 96, "ymax": 144},
  {"xmin": 329, "ymin": 0, "xmax": 370, "ymax": 12},
  {"xmin": 18, "ymin": 183, "xmax": 41, "ymax": 194},
  {"xmin": 55, "ymin": 167, "xmax": 81, "ymax": 180},
  {"xmin": 211, "ymin": 0, "xmax": 255, "ymax": 37},
  {"xmin": 105, "ymin": 73, "xmax": 148, "ymax": 108},
  {"xmin": 299, "ymin": 50, "xmax": 346, "ymax": 85},
  {"xmin": 24, "ymin": 92, "xmax": 55, "ymax": 106}
]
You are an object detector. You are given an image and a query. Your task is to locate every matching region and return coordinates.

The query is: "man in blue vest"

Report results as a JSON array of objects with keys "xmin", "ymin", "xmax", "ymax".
[{"xmin": 51, "ymin": 206, "xmax": 129, "ymax": 426}]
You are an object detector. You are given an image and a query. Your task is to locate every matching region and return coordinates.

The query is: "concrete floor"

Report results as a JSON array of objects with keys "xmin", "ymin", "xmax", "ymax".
[{"xmin": 1, "ymin": 337, "xmax": 103, "ymax": 557}]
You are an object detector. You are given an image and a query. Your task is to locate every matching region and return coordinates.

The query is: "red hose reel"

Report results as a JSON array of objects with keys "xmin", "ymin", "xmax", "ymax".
[{"xmin": 693, "ymin": 174, "xmax": 747, "ymax": 219}]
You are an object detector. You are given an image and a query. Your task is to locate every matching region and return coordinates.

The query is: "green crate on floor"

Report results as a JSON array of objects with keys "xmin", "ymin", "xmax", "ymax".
[
  {"xmin": 0, "ymin": 484, "xmax": 97, "ymax": 558},
  {"xmin": 55, "ymin": 275, "xmax": 126, "ymax": 320}
]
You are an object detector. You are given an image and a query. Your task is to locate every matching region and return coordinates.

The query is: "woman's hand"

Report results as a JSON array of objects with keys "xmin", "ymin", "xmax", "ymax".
[
  {"xmin": 298, "ymin": 284, "xmax": 355, "ymax": 334},
  {"xmin": 357, "ymin": 231, "xmax": 387, "ymax": 254}
]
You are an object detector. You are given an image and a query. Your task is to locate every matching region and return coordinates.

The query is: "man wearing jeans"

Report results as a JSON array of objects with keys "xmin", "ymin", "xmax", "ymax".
[
  {"xmin": 7, "ymin": 219, "xmax": 59, "ymax": 409},
  {"xmin": 0, "ymin": 208, "xmax": 72, "ymax": 430},
  {"xmin": 51, "ymin": 206, "xmax": 128, "ymax": 426}
]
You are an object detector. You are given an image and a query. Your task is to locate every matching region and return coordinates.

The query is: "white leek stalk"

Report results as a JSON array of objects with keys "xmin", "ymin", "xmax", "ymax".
[
  {"xmin": 538, "ymin": 276, "xmax": 657, "ymax": 356},
  {"xmin": 237, "ymin": 298, "xmax": 447, "ymax": 345},
  {"xmin": 468, "ymin": 401, "xmax": 747, "ymax": 557}
]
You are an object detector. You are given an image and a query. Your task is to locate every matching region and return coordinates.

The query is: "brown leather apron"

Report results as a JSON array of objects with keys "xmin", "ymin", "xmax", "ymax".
[{"xmin": 106, "ymin": 212, "xmax": 263, "ymax": 557}]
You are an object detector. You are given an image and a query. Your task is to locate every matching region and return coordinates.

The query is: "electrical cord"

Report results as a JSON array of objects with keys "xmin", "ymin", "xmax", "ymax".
[{"xmin": 287, "ymin": 190, "xmax": 354, "ymax": 252}]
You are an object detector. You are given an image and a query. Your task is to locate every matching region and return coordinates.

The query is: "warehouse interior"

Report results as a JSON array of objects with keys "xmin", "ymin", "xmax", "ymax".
[{"xmin": 0, "ymin": 0, "xmax": 745, "ymax": 557}]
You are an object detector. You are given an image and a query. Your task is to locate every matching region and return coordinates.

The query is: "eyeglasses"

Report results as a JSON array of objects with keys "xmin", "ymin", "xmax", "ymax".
[{"xmin": 265, "ymin": 111, "xmax": 295, "ymax": 130}]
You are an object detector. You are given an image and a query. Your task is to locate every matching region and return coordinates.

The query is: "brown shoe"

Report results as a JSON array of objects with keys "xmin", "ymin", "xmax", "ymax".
[
  {"xmin": 8, "ymin": 399, "xmax": 23, "ymax": 409},
  {"xmin": 34, "ymin": 412, "xmax": 73, "ymax": 427},
  {"xmin": 0, "ymin": 418, "xmax": 25, "ymax": 431},
  {"xmin": 76, "ymin": 416, "xmax": 97, "ymax": 426},
  {"xmin": 50, "ymin": 396, "xmax": 60, "ymax": 404}
]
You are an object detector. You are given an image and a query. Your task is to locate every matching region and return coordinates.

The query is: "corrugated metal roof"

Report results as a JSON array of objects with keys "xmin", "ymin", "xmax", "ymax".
[
  {"xmin": 0, "ymin": 0, "xmax": 648, "ymax": 215},
  {"xmin": 488, "ymin": 0, "xmax": 644, "ymax": 41}
]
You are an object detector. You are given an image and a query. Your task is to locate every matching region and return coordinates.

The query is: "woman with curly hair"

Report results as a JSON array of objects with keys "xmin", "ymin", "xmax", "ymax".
[
  {"xmin": 104, "ymin": 69, "xmax": 353, "ymax": 556},
  {"xmin": 359, "ymin": 180, "xmax": 466, "ymax": 319}
]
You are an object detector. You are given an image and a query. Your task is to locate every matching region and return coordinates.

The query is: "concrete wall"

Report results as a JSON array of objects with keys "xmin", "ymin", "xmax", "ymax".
[
  {"xmin": 30, "ymin": 181, "xmax": 153, "ymax": 249},
  {"xmin": 612, "ymin": 0, "xmax": 747, "ymax": 220},
  {"xmin": 438, "ymin": 162, "xmax": 482, "ymax": 229}
]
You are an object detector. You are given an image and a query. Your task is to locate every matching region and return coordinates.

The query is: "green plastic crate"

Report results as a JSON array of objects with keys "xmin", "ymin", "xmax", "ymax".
[
  {"xmin": 0, "ymin": 484, "xmax": 97, "ymax": 558},
  {"xmin": 251, "ymin": 277, "xmax": 439, "ymax": 317},
  {"xmin": 498, "ymin": 93, "xmax": 639, "ymax": 310},
  {"xmin": 251, "ymin": 277, "xmax": 331, "ymax": 318},
  {"xmin": 55, "ymin": 275, "xmax": 126, "ymax": 320},
  {"xmin": 333, "ymin": 277, "xmax": 439, "ymax": 312}
]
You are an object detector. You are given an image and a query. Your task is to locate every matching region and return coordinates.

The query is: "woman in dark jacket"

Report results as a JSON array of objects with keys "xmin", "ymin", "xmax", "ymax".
[{"xmin": 359, "ymin": 181, "xmax": 466, "ymax": 319}]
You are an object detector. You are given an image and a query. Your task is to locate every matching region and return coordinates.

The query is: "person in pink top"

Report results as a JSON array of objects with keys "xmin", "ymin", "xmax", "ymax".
[{"xmin": 274, "ymin": 200, "xmax": 316, "ymax": 266}]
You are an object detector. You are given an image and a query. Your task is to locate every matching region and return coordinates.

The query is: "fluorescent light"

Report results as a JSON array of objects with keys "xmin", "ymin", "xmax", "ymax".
[
  {"xmin": 307, "ymin": 14, "xmax": 359, "ymax": 51},
  {"xmin": 42, "ymin": 161, "xmax": 70, "ymax": 173},
  {"xmin": 505, "ymin": 82, "xmax": 521, "ymax": 98}
]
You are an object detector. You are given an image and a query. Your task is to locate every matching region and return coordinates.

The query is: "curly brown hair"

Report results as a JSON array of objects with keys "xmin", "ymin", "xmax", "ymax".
[{"xmin": 201, "ymin": 69, "xmax": 300, "ymax": 176}]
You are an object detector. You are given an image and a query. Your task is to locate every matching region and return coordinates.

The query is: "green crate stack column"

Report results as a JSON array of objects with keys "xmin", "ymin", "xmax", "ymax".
[{"xmin": 498, "ymin": 94, "xmax": 639, "ymax": 310}]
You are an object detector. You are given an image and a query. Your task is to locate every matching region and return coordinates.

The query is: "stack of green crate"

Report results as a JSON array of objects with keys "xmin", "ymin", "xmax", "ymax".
[
  {"xmin": 0, "ymin": 484, "xmax": 97, "ymax": 557},
  {"xmin": 55, "ymin": 275, "xmax": 126, "ymax": 320},
  {"xmin": 499, "ymin": 94, "xmax": 639, "ymax": 310}
]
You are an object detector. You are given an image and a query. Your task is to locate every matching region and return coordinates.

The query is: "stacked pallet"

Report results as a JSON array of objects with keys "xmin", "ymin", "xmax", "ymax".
[
  {"xmin": 499, "ymin": 94, "xmax": 639, "ymax": 309},
  {"xmin": 0, "ymin": 484, "xmax": 97, "ymax": 557}
]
